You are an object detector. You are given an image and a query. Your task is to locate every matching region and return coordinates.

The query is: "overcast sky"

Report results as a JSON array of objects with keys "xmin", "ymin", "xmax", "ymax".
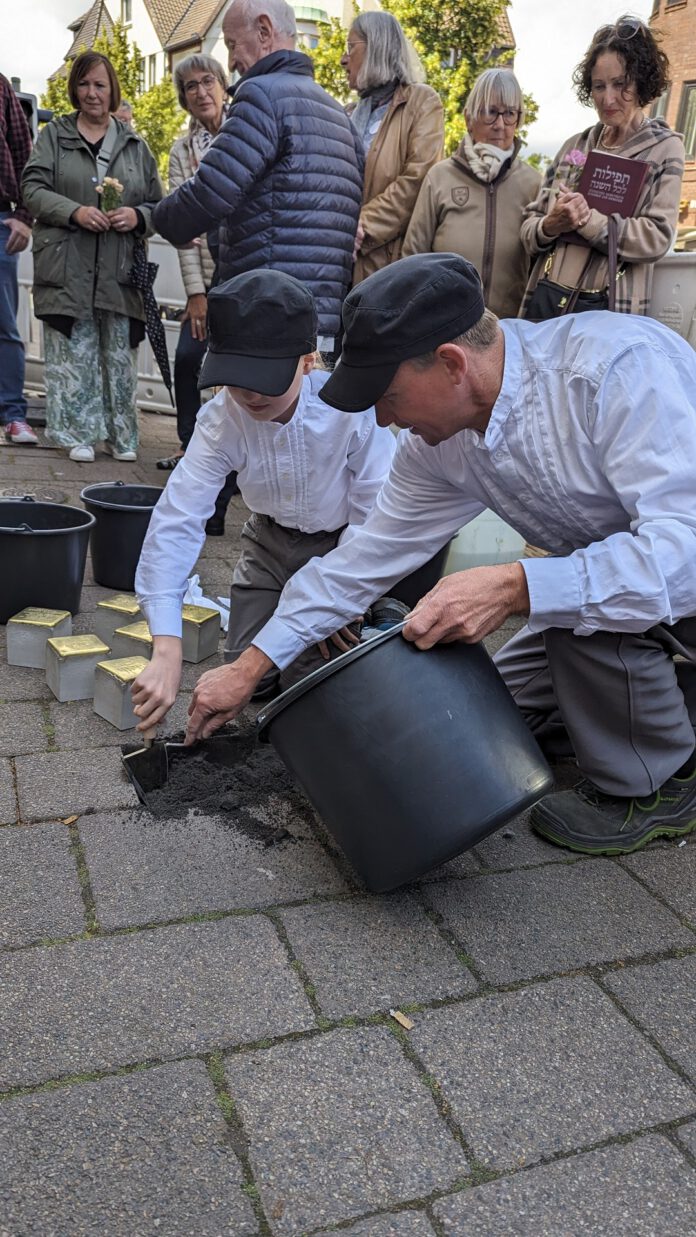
[{"xmin": 4, "ymin": 0, "xmax": 654, "ymax": 155}]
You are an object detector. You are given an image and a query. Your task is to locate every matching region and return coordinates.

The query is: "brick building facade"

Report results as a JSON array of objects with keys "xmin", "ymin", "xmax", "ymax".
[{"xmin": 650, "ymin": 0, "xmax": 696, "ymax": 227}]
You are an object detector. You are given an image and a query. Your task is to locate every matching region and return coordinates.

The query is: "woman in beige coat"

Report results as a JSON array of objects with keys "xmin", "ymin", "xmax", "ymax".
[
  {"xmin": 403, "ymin": 69, "xmax": 541, "ymax": 318},
  {"xmin": 342, "ymin": 11, "xmax": 444, "ymax": 286}
]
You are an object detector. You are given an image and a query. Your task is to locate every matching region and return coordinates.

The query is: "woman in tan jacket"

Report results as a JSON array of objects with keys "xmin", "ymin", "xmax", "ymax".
[
  {"xmin": 342, "ymin": 11, "xmax": 444, "ymax": 286},
  {"xmin": 403, "ymin": 69, "xmax": 541, "ymax": 318}
]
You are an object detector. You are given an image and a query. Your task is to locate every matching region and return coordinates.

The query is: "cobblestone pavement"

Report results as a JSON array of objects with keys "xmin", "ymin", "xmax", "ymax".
[{"xmin": 1, "ymin": 414, "xmax": 695, "ymax": 1236}]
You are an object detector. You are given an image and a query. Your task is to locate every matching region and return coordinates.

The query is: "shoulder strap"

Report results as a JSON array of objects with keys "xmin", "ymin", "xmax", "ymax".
[{"xmin": 95, "ymin": 118, "xmax": 118, "ymax": 180}]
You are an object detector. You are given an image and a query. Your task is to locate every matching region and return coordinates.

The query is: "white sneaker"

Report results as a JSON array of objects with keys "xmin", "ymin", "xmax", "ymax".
[
  {"xmin": 68, "ymin": 444, "xmax": 95, "ymax": 462},
  {"xmin": 105, "ymin": 442, "xmax": 137, "ymax": 462}
]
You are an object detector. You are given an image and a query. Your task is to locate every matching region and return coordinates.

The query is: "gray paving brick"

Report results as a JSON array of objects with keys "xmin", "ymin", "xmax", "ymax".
[
  {"xmin": 0, "ymin": 1060, "xmax": 257, "ymax": 1236},
  {"xmin": 410, "ymin": 978, "xmax": 694, "ymax": 1171},
  {"xmin": 49, "ymin": 692, "xmax": 194, "ymax": 750},
  {"xmin": 432, "ymin": 1135, "xmax": 696, "ymax": 1235},
  {"xmin": 315, "ymin": 1214, "xmax": 436, "ymax": 1236},
  {"xmin": 676, "ymin": 1119, "xmax": 696, "ymax": 1157},
  {"xmin": 0, "ymin": 823, "xmax": 84, "ymax": 947},
  {"xmin": 423, "ymin": 861, "xmax": 691, "ymax": 984},
  {"xmin": 0, "ymin": 701, "xmax": 48, "ymax": 757},
  {"xmin": 474, "ymin": 816, "xmax": 574, "ymax": 870},
  {"xmin": 280, "ymin": 895, "xmax": 475, "ymax": 1017},
  {"xmin": 0, "ymin": 758, "xmax": 16, "ymax": 825},
  {"xmin": 603, "ymin": 955, "xmax": 696, "ymax": 1082},
  {"xmin": 0, "ymin": 916, "xmax": 313, "ymax": 1089},
  {"xmin": 0, "ymin": 662, "xmax": 52, "ymax": 702},
  {"xmin": 226, "ymin": 1026, "xmax": 468, "ymax": 1234},
  {"xmin": 622, "ymin": 844, "xmax": 696, "ymax": 921},
  {"xmin": 80, "ymin": 808, "xmax": 347, "ymax": 929},
  {"xmin": 15, "ymin": 748, "xmax": 139, "ymax": 821}
]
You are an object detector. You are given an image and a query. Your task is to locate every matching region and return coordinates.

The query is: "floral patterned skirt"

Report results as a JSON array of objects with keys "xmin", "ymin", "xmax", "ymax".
[{"xmin": 43, "ymin": 311, "xmax": 138, "ymax": 452}]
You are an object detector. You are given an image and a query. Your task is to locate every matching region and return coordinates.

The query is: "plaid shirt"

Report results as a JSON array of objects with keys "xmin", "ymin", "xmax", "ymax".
[{"xmin": 0, "ymin": 73, "xmax": 32, "ymax": 227}]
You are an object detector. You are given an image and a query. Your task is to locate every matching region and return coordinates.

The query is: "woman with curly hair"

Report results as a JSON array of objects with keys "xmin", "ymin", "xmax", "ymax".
[{"xmin": 520, "ymin": 16, "xmax": 684, "ymax": 319}]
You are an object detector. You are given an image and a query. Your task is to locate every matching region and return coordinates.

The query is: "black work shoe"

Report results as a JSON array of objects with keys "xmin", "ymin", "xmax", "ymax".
[
  {"xmin": 531, "ymin": 769, "xmax": 696, "ymax": 855},
  {"xmin": 205, "ymin": 515, "xmax": 225, "ymax": 537}
]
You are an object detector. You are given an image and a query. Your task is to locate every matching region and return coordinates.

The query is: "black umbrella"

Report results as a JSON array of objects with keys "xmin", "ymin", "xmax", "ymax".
[{"xmin": 129, "ymin": 239, "xmax": 174, "ymax": 404}]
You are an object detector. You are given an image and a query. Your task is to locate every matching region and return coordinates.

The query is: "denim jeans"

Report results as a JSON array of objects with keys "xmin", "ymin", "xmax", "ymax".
[{"xmin": 0, "ymin": 211, "xmax": 27, "ymax": 425}]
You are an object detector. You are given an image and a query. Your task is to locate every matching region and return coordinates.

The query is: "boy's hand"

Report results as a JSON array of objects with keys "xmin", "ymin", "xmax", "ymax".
[
  {"xmin": 131, "ymin": 636, "xmax": 183, "ymax": 733},
  {"xmin": 317, "ymin": 622, "xmax": 362, "ymax": 660},
  {"xmin": 185, "ymin": 646, "xmax": 274, "ymax": 743}
]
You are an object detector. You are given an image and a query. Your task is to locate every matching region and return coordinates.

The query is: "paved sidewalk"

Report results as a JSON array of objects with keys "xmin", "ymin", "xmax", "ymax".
[{"xmin": 0, "ymin": 414, "xmax": 695, "ymax": 1236}]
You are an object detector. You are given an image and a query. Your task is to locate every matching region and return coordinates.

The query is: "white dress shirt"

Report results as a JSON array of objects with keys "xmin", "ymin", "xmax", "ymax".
[
  {"xmin": 135, "ymin": 369, "xmax": 396, "ymax": 637},
  {"xmin": 255, "ymin": 313, "xmax": 696, "ymax": 670}
]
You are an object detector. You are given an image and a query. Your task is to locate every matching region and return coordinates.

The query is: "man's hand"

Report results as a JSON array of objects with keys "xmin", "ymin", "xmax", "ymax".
[
  {"xmin": 317, "ymin": 621, "xmax": 362, "ymax": 660},
  {"xmin": 185, "ymin": 646, "xmax": 275, "ymax": 744},
  {"xmin": 403, "ymin": 563, "xmax": 530, "ymax": 650},
  {"xmin": 131, "ymin": 636, "xmax": 183, "ymax": 733},
  {"xmin": 540, "ymin": 189, "xmax": 591, "ymax": 238},
  {"xmin": 181, "ymin": 293, "xmax": 208, "ymax": 342},
  {"xmin": 2, "ymin": 217, "xmax": 31, "ymax": 254}
]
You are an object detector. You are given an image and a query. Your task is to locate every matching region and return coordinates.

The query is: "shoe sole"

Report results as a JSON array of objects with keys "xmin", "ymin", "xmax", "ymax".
[{"xmin": 531, "ymin": 812, "xmax": 696, "ymax": 855}]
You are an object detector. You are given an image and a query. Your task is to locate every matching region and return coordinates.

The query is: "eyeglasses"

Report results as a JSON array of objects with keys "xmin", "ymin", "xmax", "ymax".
[
  {"xmin": 184, "ymin": 74, "xmax": 219, "ymax": 96},
  {"xmin": 344, "ymin": 40, "xmax": 366, "ymax": 55},
  {"xmin": 479, "ymin": 107, "xmax": 520, "ymax": 125}
]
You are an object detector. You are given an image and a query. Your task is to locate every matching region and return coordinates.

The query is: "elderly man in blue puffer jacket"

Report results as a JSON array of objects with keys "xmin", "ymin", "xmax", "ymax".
[{"xmin": 153, "ymin": 0, "xmax": 364, "ymax": 349}]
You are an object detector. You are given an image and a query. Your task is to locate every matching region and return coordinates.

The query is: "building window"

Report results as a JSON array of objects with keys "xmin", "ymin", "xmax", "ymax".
[
  {"xmin": 677, "ymin": 83, "xmax": 696, "ymax": 160},
  {"xmin": 139, "ymin": 57, "xmax": 146, "ymax": 91},
  {"xmin": 148, "ymin": 54, "xmax": 157, "ymax": 88},
  {"xmin": 650, "ymin": 87, "xmax": 670, "ymax": 119},
  {"xmin": 121, "ymin": 0, "xmax": 132, "ymax": 23}
]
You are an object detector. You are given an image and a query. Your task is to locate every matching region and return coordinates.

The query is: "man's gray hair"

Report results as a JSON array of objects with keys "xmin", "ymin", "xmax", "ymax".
[
  {"xmin": 228, "ymin": 0, "xmax": 297, "ymax": 37},
  {"xmin": 409, "ymin": 310, "xmax": 500, "ymax": 369},
  {"xmin": 351, "ymin": 11, "xmax": 424, "ymax": 92},
  {"xmin": 173, "ymin": 54, "xmax": 228, "ymax": 110},
  {"xmin": 465, "ymin": 67, "xmax": 525, "ymax": 126}
]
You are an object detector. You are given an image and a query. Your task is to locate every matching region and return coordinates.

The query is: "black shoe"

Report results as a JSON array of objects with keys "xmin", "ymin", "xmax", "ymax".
[
  {"xmin": 205, "ymin": 516, "xmax": 225, "ymax": 537},
  {"xmin": 531, "ymin": 769, "xmax": 696, "ymax": 855},
  {"xmin": 363, "ymin": 595, "xmax": 411, "ymax": 631}
]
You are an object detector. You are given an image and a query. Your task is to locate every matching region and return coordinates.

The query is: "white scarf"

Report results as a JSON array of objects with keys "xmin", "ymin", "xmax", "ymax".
[
  {"xmin": 463, "ymin": 133, "xmax": 514, "ymax": 183},
  {"xmin": 189, "ymin": 106, "xmax": 229, "ymax": 171}
]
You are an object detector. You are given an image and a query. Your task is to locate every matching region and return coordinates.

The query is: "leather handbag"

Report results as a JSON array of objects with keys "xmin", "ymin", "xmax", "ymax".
[{"xmin": 525, "ymin": 214, "xmax": 620, "ymax": 322}]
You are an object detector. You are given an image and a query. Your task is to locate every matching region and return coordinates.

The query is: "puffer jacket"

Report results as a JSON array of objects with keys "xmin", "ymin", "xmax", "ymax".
[
  {"xmin": 21, "ymin": 113, "xmax": 162, "ymax": 321},
  {"xmin": 153, "ymin": 51, "xmax": 364, "ymax": 338}
]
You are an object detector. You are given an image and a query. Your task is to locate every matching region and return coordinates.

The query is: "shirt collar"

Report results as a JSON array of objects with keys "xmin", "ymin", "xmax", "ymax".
[{"xmin": 479, "ymin": 321, "xmax": 521, "ymax": 451}]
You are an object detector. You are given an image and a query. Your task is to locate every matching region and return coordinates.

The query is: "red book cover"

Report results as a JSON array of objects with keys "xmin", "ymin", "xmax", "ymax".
[{"xmin": 577, "ymin": 149, "xmax": 649, "ymax": 217}]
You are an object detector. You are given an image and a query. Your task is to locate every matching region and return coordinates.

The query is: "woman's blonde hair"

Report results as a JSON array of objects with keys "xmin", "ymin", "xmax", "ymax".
[
  {"xmin": 350, "ymin": 11, "xmax": 424, "ymax": 92},
  {"xmin": 465, "ymin": 67, "xmax": 524, "ymax": 126}
]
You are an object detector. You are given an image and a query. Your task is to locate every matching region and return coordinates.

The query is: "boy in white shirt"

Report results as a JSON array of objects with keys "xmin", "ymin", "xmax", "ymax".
[{"xmin": 132, "ymin": 269, "xmax": 396, "ymax": 732}]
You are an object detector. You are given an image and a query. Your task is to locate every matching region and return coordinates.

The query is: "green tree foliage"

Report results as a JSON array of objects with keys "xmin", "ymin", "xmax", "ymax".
[
  {"xmin": 308, "ymin": 17, "xmax": 352, "ymax": 106},
  {"xmin": 40, "ymin": 19, "xmax": 185, "ymax": 182}
]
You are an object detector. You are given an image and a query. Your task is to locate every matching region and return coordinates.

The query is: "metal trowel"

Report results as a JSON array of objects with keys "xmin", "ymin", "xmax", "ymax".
[{"xmin": 121, "ymin": 730, "xmax": 189, "ymax": 804}]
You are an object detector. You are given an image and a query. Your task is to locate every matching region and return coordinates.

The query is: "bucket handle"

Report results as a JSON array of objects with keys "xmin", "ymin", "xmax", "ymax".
[{"xmin": 17, "ymin": 523, "xmax": 34, "ymax": 533}]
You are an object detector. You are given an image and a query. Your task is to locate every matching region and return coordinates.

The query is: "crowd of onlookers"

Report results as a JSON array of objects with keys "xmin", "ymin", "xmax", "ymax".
[{"xmin": 0, "ymin": 3, "xmax": 685, "ymax": 477}]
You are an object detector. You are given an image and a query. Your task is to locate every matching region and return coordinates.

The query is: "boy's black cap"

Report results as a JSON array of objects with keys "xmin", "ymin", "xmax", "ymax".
[
  {"xmin": 198, "ymin": 269, "xmax": 317, "ymax": 394},
  {"xmin": 320, "ymin": 253, "xmax": 485, "ymax": 413}
]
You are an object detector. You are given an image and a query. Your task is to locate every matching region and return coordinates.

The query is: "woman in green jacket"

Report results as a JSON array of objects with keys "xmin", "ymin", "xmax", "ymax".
[{"xmin": 21, "ymin": 52, "xmax": 162, "ymax": 462}]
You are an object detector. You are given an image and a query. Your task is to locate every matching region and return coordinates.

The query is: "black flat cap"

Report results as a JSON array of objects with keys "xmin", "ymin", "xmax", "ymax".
[
  {"xmin": 198, "ymin": 269, "xmax": 317, "ymax": 394},
  {"xmin": 320, "ymin": 253, "xmax": 485, "ymax": 412}
]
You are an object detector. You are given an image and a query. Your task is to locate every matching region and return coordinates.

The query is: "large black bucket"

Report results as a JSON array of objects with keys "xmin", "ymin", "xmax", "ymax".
[
  {"xmin": 0, "ymin": 495, "xmax": 95, "ymax": 624},
  {"xmin": 81, "ymin": 481, "xmax": 164, "ymax": 591},
  {"xmin": 257, "ymin": 624, "xmax": 553, "ymax": 892}
]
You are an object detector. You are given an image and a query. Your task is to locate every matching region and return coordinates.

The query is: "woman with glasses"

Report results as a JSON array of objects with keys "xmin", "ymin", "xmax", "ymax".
[
  {"xmin": 341, "ymin": 10, "xmax": 444, "ymax": 285},
  {"xmin": 403, "ymin": 68, "xmax": 541, "ymax": 318},
  {"xmin": 520, "ymin": 16, "xmax": 684, "ymax": 319}
]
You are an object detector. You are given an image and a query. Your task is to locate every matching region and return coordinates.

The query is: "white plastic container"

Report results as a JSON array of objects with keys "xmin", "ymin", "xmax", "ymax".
[
  {"xmin": 7, "ymin": 607, "xmax": 72, "ymax": 668},
  {"xmin": 45, "ymin": 634, "xmax": 110, "ymax": 702},
  {"xmin": 444, "ymin": 511, "xmax": 525, "ymax": 573},
  {"xmin": 93, "ymin": 656, "xmax": 149, "ymax": 730}
]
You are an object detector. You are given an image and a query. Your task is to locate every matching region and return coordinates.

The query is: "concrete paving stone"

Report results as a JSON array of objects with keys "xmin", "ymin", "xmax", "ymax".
[
  {"xmin": 0, "ymin": 662, "xmax": 53, "ymax": 701},
  {"xmin": 482, "ymin": 617, "xmax": 523, "ymax": 659},
  {"xmin": 432, "ymin": 1135, "xmax": 696, "ymax": 1236},
  {"xmin": 0, "ymin": 1060, "xmax": 257, "ymax": 1236},
  {"xmin": 423, "ymin": 861, "xmax": 692, "ymax": 984},
  {"xmin": 0, "ymin": 759, "xmax": 17, "ymax": 825},
  {"xmin": 314, "ymin": 1214, "xmax": 436, "ymax": 1236},
  {"xmin": 226, "ymin": 1026, "xmax": 468, "ymax": 1235},
  {"xmin": 603, "ymin": 955, "xmax": 696, "ymax": 1082},
  {"xmin": 621, "ymin": 843, "xmax": 696, "ymax": 922},
  {"xmin": 0, "ymin": 822, "xmax": 84, "ymax": 947},
  {"xmin": 80, "ymin": 808, "xmax": 348, "ymax": 929},
  {"xmin": 410, "ymin": 977, "xmax": 695, "ymax": 1171},
  {"xmin": 416, "ymin": 848, "xmax": 482, "ymax": 880},
  {"xmin": 15, "ymin": 747, "xmax": 139, "ymax": 821},
  {"xmin": 49, "ymin": 693, "xmax": 194, "ymax": 750},
  {"xmin": 0, "ymin": 701, "xmax": 49, "ymax": 757},
  {"xmin": 473, "ymin": 814, "xmax": 578, "ymax": 870},
  {"xmin": 676, "ymin": 1119, "xmax": 696, "ymax": 1157},
  {"xmin": 0, "ymin": 916, "xmax": 313, "ymax": 1089},
  {"xmin": 280, "ymin": 895, "xmax": 475, "ymax": 1018}
]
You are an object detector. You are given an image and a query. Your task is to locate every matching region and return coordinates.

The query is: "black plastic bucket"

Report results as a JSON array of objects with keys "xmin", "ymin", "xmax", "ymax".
[
  {"xmin": 0, "ymin": 495, "xmax": 95, "ymax": 623},
  {"xmin": 81, "ymin": 481, "xmax": 164, "ymax": 591},
  {"xmin": 258, "ymin": 624, "xmax": 553, "ymax": 892}
]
